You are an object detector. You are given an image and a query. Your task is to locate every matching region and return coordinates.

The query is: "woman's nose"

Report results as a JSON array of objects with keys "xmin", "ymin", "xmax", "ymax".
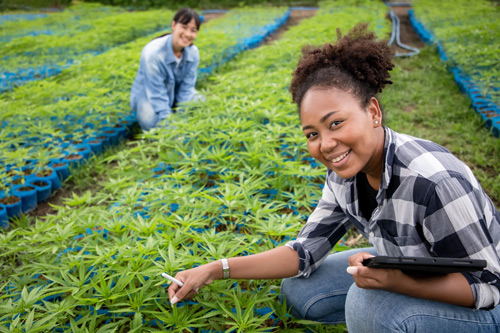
[{"xmin": 320, "ymin": 135, "xmax": 338, "ymax": 153}]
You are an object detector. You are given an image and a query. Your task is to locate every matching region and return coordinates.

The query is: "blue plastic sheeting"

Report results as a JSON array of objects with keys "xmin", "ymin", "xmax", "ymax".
[
  {"xmin": 0, "ymin": 29, "xmax": 57, "ymax": 43},
  {"xmin": 0, "ymin": 13, "xmax": 47, "ymax": 24},
  {"xmin": 1, "ymin": 24, "xmax": 92, "ymax": 43},
  {"xmin": 408, "ymin": 10, "xmax": 500, "ymax": 138}
]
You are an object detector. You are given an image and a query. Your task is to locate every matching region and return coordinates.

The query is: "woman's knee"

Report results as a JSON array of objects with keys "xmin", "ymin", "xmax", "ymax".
[
  {"xmin": 280, "ymin": 277, "xmax": 307, "ymax": 319},
  {"xmin": 281, "ymin": 277, "xmax": 347, "ymax": 323},
  {"xmin": 135, "ymin": 99, "xmax": 159, "ymax": 131}
]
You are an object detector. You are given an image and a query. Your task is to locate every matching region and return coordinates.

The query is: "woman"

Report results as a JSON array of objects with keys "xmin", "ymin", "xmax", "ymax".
[
  {"xmin": 130, "ymin": 8, "xmax": 201, "ymax": 131},
  {"xmin": 168, "ymin": 24, "xmax": 500, "ymax": 331}
]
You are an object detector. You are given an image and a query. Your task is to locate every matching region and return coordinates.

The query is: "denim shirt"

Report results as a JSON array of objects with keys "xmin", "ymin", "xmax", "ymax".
[
  {"xmin": 286, "ymin": 127, "xmax": 500, "ymax": 309},
  {"xmin": 130, "ymin": 34, "xmax": 199, "ymax": 118}
]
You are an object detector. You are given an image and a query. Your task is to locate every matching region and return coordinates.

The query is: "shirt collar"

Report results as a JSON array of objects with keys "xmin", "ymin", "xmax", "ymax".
[{"xmin": 165, "ymin": 34, "xmax": 195, "ymax": 64}]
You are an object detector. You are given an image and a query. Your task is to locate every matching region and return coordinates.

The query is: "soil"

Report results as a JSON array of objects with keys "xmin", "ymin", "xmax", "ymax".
[
  {"xmin": 0, "ymin": 196, "xmax": 20, "ymax": 205},
  {"xmin": 64, "ymin": 154, "xmax": 82, "ymax": 160},
  {"xmin": 36, "ymin": 169, "xmax": 52, "ymax": 177},
  {"xmin": 262, "ymin": 9, "xmax": 317, "ymax": 45},
  {"xmin": 17, "ymin": 186, "xmax": 34, "ymax": 192},
  {"xmin": 201, "ymin": 12, "xmax": 226, "ymax": 23},
  {"xmin": 387, "ymin": 4, "xmax": 426, "ymax": 54}
]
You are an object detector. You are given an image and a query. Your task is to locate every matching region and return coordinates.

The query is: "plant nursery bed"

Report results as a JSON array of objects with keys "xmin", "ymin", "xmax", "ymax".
[{"xmin": 262, "ymin": 9, "xmax": 317, "ymax": 45}]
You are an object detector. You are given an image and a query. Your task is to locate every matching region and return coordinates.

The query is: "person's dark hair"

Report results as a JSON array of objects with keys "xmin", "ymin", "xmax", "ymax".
[
  {"xmin": 173, "ymin": 8, "xmax": 201, "ymax": 31},
  {"xmin": 152, "ymin": 8, "xmax": 201, "ymax": 41},
  {"xmin": 290, "ymin": 23, "xmax": 394, "ymax": 112}
]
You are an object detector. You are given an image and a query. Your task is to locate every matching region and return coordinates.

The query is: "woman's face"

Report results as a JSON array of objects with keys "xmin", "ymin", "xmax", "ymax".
[
  {"xmin": 300, "ymin": 87, "xmax": 384, "ymax": 180},
  {"xmin": 171, "ymin": 18, "xmax": 198, "ymax": 50}
]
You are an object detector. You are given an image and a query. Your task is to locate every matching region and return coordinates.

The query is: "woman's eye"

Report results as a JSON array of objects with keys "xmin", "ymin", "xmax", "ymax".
[
  {"xmin": 330, "ymin": 120, "xmax": 342, "ymax": 128},
  {"xmin": 306, "ymin": 132, "xmax": 317, "ymax": 139}
]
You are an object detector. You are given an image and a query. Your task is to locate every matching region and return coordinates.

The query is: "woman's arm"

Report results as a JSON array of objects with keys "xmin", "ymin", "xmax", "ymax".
[
  {"xmin": 347, "ymin": 252, "xmax": 474, "ymax": 307},
  {"xmin": 168, "ymin": 246, "xmax": 299, "ymax": 304},
  {"xmin": 175, "ymin": 47, "xmax": 199, "ymax": 105}
]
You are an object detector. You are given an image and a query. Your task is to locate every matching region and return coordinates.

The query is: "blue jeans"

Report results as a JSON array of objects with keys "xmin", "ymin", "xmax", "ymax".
[
  {"xmin": 134, "ymin": 97, "xmax": 169, "ymax": 131},
  {"xmin": 280, "ymin": 248, "xmax": 500, "ymax": 332},
  {"xmin": 133, "ymin": 91, "xmax": 205, "ymax": 131}
]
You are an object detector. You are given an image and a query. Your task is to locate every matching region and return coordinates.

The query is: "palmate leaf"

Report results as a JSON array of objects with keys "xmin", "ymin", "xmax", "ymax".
[{"xmin": 147, "ymin": 300, "xmax": 218, "ymax": 331}]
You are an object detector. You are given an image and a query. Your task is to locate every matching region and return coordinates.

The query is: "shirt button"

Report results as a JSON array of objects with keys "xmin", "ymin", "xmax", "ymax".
[{"xmin": 369, "ymin": 232, "xmax": 375, "ymax": 238}]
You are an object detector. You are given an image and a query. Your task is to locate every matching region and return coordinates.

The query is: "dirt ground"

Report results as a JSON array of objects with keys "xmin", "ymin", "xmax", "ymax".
[
  {"xmin": 201, "ymin": 12, "xmax": 226, "ymax": 23},
  {"xmin": 390, "ymin": 5, "xmax": 426, "ymax": 53},
  {"xmin": 263, "ymin": 9, "xmax": 317, "ymax": 45}
]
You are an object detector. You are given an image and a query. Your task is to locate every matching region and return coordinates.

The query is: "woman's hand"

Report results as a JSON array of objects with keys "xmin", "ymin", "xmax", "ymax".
[
  {"xmin": 346, "ymin": 252, "xmax": 406, "ymax": 291},
  {"xmin": 346, "ymin": 252, "xmax": 475, "ymax": 307},
  {"xmin": 167, "ymin": 261, "xmax": 222, "ymax": 305}
]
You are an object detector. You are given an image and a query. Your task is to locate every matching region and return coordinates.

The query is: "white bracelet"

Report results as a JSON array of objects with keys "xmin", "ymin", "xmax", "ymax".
[{"xmin": 220, "ymin": 258, "xmax": 230, "ymax": 279}]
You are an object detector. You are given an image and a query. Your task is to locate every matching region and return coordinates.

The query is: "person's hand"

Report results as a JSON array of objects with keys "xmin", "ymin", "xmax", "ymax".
[
  {"xmin": 346, "ymin": 252, "xmax": 406, "ymax": 291},
  {"xmin": 167, "ymin": 261, "xmax": 221, "ymax": 305}
]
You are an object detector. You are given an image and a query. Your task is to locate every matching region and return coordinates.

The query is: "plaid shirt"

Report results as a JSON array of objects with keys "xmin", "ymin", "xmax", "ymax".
[{"xmin": 286, "ymin": 127, "xmax": 500, "ymax": 309}]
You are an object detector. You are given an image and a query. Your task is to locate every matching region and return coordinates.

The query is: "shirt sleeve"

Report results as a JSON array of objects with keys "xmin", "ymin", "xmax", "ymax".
[
  {"xmin": 175, "ymin": 48, "xmax": 199, "ymax": 105},
  {"xmin": 286, "ymin": 177, "xmax": 352, "ymax": 277},
  {"xmin": 141, "ymin": 49, "xmax": 172, "ymax": 116},
  {"xmin": 422, "ymin": 176, "xmax": 500, "ymax": 309}
]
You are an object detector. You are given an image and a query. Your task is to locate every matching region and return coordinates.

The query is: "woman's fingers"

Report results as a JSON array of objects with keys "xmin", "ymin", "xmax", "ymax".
[{"xmin": 347, "ymin": 252, "xmax": 375, "ymax": 266}]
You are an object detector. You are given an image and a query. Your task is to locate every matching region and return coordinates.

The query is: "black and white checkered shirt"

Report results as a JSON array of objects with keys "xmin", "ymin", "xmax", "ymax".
[{"xmin": 286, "ymin": 127, "xmax": 500, "ymax": 309}]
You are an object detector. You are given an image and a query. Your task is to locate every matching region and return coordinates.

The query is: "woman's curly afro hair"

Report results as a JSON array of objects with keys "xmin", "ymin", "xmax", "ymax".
[{"xmin": 290, "ymin": 23, "xmax": 395, "ymax": 111}]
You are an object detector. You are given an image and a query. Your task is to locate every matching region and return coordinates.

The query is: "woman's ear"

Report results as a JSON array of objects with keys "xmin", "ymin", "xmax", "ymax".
[
  {"xmin": 171, "ymin": 21, "xmax": 176, "ymax": 30},
  {"xmin": 367, "ymin": 97, "xmax": 382, "ymax": 127}
]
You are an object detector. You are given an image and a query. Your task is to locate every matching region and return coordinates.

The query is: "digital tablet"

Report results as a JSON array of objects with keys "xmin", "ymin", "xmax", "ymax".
[{"xmin": 362, "ymin": 256, "xmax": 487, "ymax": 275}]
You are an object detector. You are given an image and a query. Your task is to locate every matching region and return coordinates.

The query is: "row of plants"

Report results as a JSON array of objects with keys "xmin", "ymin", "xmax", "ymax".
[
  {"xmin": 196, "ymin": 7, "xmax": 290, "ymax": 78},
  {"xmin": 0, "ymin": 6, "xmax": 173, "ymax": 92},
  {"xmin": 0, "ymin": 0, "xmax": 391, "ymax": 331},
  {"xmin": 0, "ymin": 7, "xmax": 292, "ymax": 222},
  {"xmin": 81, "ymin": 0, "xmax": 318, "ymax": 10},
  {"xmin": 409, "ymin": 0, "xmax": 500, "ymax": 137},
  {"xmin": 0, "ymin": 12, "xmax": 48, "ymax": 23},
  {"xmin": 0, "ymin": 2, "xmax": 121, "ymax": 43},
  {"xmin": 1, "ymin": 0, "xmax": 71, "ymax": 10}
]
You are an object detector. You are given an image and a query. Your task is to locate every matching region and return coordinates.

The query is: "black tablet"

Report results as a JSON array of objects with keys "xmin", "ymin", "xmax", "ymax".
[{"xmin": 362, "ymin": 256, "xmax": 487, "ymax": 275}]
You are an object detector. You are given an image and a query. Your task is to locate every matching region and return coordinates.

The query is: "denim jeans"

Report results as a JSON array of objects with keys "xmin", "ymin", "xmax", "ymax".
[
  {"xmin": 134, "ymin": 91, "xmax": 205, "ymax": 131},
  {"xmin": 280, "ymin": 247, "xmax": 500, "ymax": 332},
  {"xmin": 134, "ymin": 97, "xmax": 169, "ymax": 131}
]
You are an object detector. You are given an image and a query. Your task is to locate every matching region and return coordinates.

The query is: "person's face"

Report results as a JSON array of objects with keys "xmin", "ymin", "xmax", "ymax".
[
  {"xmin": 300, "ymin": 87, "xmax": 383, "ymax": 179},
  {"xmin": 171, "ymin": 18, "xmax": 198, "ymax": 50}
]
